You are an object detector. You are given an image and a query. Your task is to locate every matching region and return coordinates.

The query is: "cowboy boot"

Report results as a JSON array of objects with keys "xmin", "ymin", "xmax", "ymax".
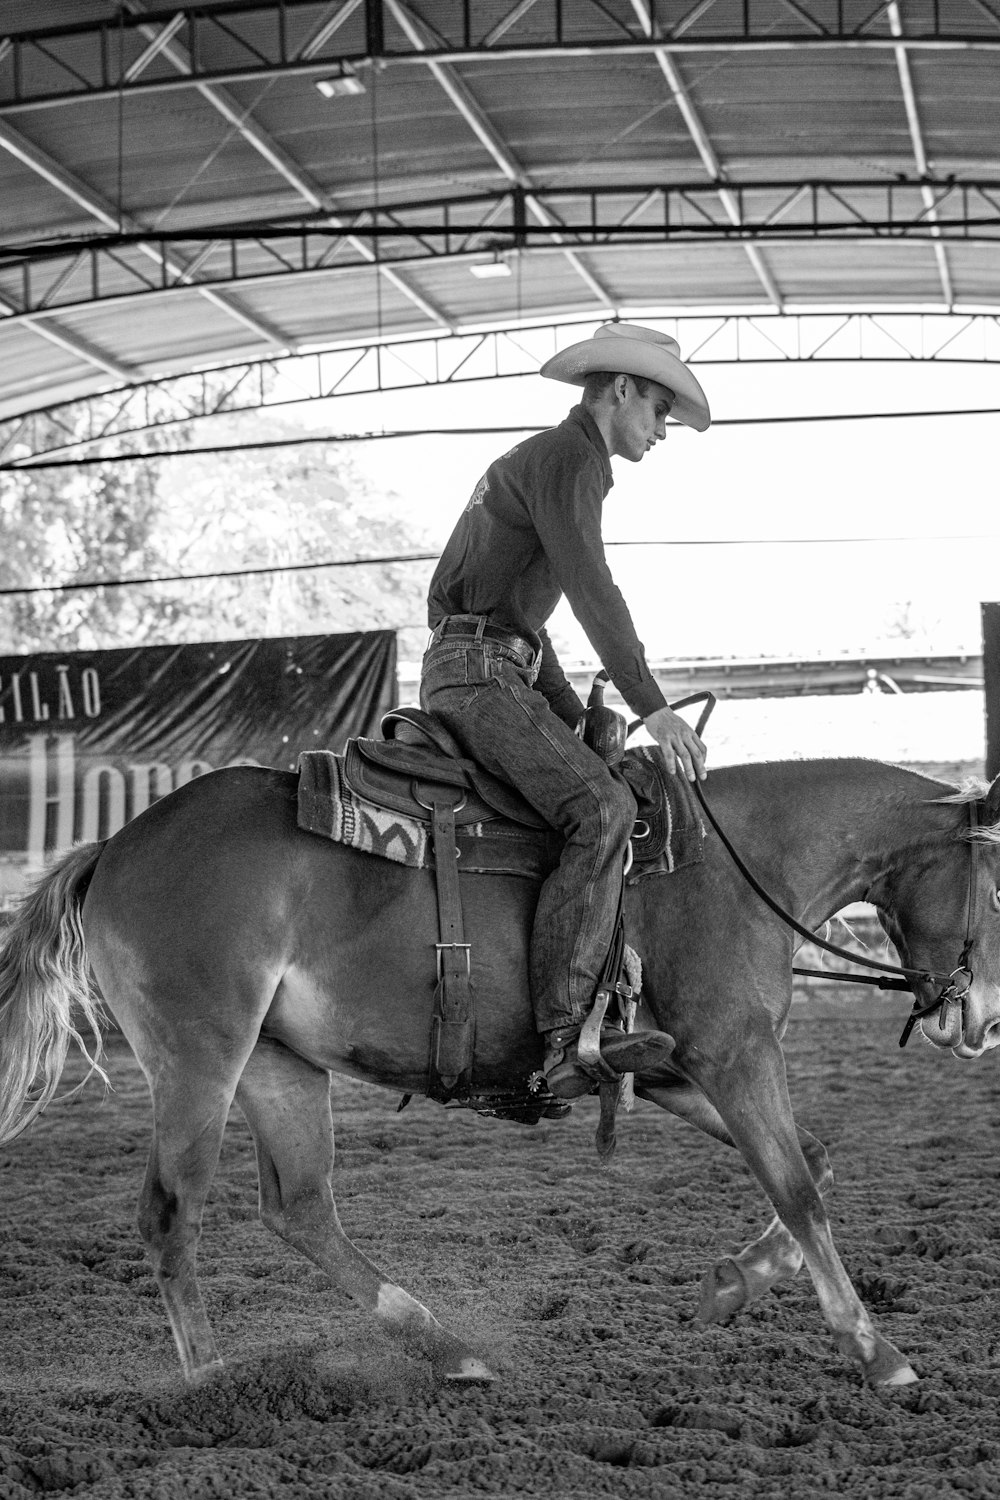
[{"xmin": 543, "ymin": 1019, "xmax": 676, "ymax": 1100}]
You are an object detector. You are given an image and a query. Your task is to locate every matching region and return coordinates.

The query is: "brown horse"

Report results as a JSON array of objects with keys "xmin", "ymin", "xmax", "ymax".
[{"xmin": 1, "ymin": 755, "xmax": 998, "ymax": 1390}]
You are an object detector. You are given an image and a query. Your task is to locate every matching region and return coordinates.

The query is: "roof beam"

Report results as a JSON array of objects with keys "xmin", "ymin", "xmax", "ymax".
[
  {"xmin": 121, "ymin": 0, "xmax": 341, "ymax": 210},
  {"xmin": 0, "ymin": 114, "xmax": 296, "ymax": 353},
  {"xmin": 0, "ymin": 252, "xmax": 135, "ymax": 381},
  {"xmin": 12, "ymin": 316, "xmax": 138, "ymax": 383},
  {"xmin": 4, "ymin": 178, "xmax": 995, "ymax": 326},
  {"xmin": 887, "ymin": 2, "xmax": 953, "ymax": 308},
  {"xmin": 969, "ymin": 0, "xmax": 1000, "ymax": 31},
  {"xmin": 8, "ymin": 11, "xmax": 1000, "ymax": 116},
  {"xmin": 120, "ymin": 0, "xmax": 454, "ymax": 330},
  {"xmin": 122, "ymin": 13, "xmax": 189, "ymax": 81},
  {"xmin": 2, "ymin": 238, "xmax": 983, "ymax": 337},
  {"xmin": 481, "ymin": 0, "xmax": 544, "ymax": 47},
  {"xmin": 383, "ymin": 0, "xmax": 616, "ymax": 312},
  {"xmin": 0, "ymin": 263, "xmax": 138, "ymax": 381},
  {"xmin": 298, "ymin": 0, "xmax": 369, "ymax": 56},
  {"xmin": 0, "ymin": 118, "xmax": 121, "ymax": 232},
  {"xmin": 5, "ymin": 311, "xmax": 1000, "ymax": 455},
  {"xmin": 0, "ymin": 85, "xmax": 134, "ymax": 381},
  {"xmin": 776, "ymin": 0, "xmax": 828, "ymax": 35},
  {"xmin": 629, "ymin": 0, "xmax": 783, "ymax": 308}
]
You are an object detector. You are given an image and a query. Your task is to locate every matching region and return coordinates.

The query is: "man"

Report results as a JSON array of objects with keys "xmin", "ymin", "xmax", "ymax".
[{"xmin": 420, "ymin": 323, "xmax": 710, "ymax": 1098}]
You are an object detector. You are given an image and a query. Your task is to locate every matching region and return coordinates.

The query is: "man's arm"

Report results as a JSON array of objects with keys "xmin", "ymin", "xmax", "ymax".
[
  {"xmin": 643, "ymin": 704, "xmax": 707, "ymax": 782},
  {"xmin": 529, "ymin": 447, "xmax": 667, "ymax": 720},
  {"xmin": 535, "ymin": 628, "xmax": 586, "ymax": 728}
]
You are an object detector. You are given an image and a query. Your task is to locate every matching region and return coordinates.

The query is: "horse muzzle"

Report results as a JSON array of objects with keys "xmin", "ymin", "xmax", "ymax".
[
  {"xmin": 918, "ymin": 1005, "xmax": 968, "ymax": 1053},
  {"xmin": 919, "ymin": 976, "xmax": 1000, "ymax": 1058}
]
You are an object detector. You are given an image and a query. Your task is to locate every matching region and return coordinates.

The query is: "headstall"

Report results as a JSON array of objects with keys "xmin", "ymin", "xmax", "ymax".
[{"xmin": 653, "ymin": 693, "xmax": 980, "ymax": 1051}]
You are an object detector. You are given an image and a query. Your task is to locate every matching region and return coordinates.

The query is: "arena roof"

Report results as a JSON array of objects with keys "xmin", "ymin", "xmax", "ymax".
[{"xmin": 1, "ymin": 0, "xmax": 999, "ymax": 427}]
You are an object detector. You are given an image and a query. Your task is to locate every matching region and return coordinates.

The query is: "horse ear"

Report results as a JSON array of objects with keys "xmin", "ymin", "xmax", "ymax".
[{"xmin": 984, "ymin": 773, "xmax": 1000, "ymax": 826}]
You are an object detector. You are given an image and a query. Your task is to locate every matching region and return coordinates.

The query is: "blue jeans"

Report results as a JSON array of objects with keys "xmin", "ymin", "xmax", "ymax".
[{"xmin": 420, "ymin": 630, "xmax": 637, "ymax": 1034}]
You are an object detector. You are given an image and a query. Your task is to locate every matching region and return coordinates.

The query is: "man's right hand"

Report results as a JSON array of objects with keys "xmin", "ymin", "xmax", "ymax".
[{"xmin": 643, "ymin": 704, "xmax": 707, "ymax": 782}]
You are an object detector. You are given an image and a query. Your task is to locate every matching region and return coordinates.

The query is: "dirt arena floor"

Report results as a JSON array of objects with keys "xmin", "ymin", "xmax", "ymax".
[{"xmin": 2, "ymin": 761, "xmax": 999, "ymax": 1500}]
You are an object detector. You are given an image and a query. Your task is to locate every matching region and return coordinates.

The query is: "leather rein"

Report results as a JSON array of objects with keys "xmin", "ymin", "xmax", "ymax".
[{"xmin": 641, "ymin": 692, "xmax": 979, "ymax": 1051}]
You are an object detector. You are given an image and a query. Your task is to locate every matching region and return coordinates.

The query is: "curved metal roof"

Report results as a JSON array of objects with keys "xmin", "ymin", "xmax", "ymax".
[{"xmin": 0, "ymin": 0, "xmax": 998, "ymax": 422}]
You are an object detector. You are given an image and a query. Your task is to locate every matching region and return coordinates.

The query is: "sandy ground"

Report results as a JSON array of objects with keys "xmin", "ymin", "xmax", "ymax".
[
  {"xmin": 1, "ymin": 757, "xmax": 998, "ymax": 1500},
  {"xmin": 3, "ymin": 994, "xmax": 1000, "ymax": 1500}
]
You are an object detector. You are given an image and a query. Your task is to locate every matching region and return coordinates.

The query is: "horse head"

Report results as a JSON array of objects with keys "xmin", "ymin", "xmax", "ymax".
[{"xmin": 876, "ymin": 773, "xmax": 1000, "ymax": 1059}]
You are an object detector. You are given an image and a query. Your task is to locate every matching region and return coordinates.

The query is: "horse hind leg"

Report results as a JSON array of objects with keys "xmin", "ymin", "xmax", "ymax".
[
  {"xmin": 137, "ymin": 1062, "xmax": 239, "ymax": 1382},
  {"xmin": 235, "ymin": 1037, "xmax": 495, "ymax": 1382}
]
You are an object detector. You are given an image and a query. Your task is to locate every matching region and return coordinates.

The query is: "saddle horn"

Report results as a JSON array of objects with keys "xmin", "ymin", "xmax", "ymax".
[{"xmin": 577, "ymin": 671, "xmax": 628, "ymax": 766}]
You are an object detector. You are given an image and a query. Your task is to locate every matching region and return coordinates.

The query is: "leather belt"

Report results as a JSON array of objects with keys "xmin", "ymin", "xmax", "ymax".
[{"xmin": 430, "ymin": 615, "xmax": 537, "ymax": 663}]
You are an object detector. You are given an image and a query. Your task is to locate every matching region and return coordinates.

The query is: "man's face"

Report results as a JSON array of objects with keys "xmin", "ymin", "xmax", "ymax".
[{"xmin": 609, "ymin": 376, "xmax": 675, "ymax": 462}]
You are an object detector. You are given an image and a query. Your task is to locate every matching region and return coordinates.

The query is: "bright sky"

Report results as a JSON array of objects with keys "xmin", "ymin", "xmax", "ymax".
[{"xmin": 283, "ymin": 347, "xmax": 1000, "ymax": 667}]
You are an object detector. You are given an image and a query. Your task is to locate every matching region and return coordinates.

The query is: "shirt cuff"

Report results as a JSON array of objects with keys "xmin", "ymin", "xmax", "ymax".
[{"xmin": 621, "ymin": 677, "xmax": 668, "ymax": 719}]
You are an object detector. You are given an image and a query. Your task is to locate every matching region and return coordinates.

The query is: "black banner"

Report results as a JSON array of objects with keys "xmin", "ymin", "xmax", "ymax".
[{"xmin": 0, "ymin": 631, "xmax": 396, "ymax": 905}]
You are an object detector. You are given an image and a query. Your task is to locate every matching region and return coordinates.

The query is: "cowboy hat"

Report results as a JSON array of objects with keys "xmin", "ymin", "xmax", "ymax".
[{"xmin": 540, "ymin": 322, "xmax": 711, "ymax": 432}]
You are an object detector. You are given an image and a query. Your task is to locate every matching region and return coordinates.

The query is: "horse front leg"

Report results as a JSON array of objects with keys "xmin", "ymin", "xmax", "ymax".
[
  {"xmin": 235, "ymin": 1037, "xmax": 495, "ymax": 1382},
  {"xmin": 639, "ymin": 1083, "xmax": 827, "ymax": 1322},
  {"xmin": 696, "ymin": 1127, "xmax": 833, "ymax": 1326},
  {"xmin": 691, "ymin": 1031, "xmax": 917, "ymax": 1387}
]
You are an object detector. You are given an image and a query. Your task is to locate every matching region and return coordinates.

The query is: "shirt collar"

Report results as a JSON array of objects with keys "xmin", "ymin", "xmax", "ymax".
[{"xmin": 566, "ymin": 404, "xmax": 614, "ymax": 493}]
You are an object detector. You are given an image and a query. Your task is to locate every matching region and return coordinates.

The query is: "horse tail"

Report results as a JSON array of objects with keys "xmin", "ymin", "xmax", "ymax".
[{"xmin": 0, "ymin": 841, "xmax": 109, "ymax": 1145}]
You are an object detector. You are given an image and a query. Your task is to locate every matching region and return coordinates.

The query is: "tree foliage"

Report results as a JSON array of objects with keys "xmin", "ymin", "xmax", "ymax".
[{"xmin": 0, "ymin": 407, "xmax": 433, "ymax": 657}]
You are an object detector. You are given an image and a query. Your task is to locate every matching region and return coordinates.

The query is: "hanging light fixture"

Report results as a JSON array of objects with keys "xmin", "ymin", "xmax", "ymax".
[
  {"xmin": 470, "ymin": 253, "xmax": 512, "ymax": 279},
  {"xmin": 315, "ymin": 64, "xmax": 366, "ymax": 98}
]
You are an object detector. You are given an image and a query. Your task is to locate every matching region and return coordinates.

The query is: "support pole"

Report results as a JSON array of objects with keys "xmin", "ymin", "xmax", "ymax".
[
  {"xmin": 365, "ymin": 0, "xmax": 385, "ymax": 56},
  {"xmin": 983, "ymin": 602, "xmax": 1000, "ymax": 780}
]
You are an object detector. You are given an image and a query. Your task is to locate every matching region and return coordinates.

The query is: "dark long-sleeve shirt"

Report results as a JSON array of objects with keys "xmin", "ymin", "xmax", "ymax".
[{"xmin": 427, "ymin": 405, "xmax": 668, "ymax": 724}]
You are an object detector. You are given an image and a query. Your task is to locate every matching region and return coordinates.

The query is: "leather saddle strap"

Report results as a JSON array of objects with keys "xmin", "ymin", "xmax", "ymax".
[{"xmin": 428, "ymin": 796, "xmax": 474, "ymax": 1098}]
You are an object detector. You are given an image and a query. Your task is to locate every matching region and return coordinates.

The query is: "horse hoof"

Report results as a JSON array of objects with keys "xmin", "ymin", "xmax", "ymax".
[
  {"xmin": 879, "ymin": 1363, "xmax": 919, "ymax": 1388},
  {"xmin": 694, "ymin": 1257, "xmax": 748, "ymax": 1327},
  {"xmin": 187, "ymin": 1358, "xmax": 224, "ymax": 1386},
  {"xmin": 442, "ymin": 1356, "xmax": 497, "ymax": 1383},
  {"xmin": 866, "ymin": 1332, "xmax": 918, "ymax": 1387}
]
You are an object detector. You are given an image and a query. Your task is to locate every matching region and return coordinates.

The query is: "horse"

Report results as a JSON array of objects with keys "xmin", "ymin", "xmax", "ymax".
[{"xmin": 0, "ymin": 753, "xmax": 998, "ymax": 1392}]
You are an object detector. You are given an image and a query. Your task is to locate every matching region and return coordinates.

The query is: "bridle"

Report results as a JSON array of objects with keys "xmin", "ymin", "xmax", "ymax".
[
  {"xmin": 647, "ymin": 692, "xmax": 980, "ymax": 1051},
  {"xmin": 894, "ymin": 801, "xmax": 978, "ymax": 1048}
]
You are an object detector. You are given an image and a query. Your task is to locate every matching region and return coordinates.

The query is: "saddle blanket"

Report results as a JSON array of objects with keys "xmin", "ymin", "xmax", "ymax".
[
  {"xmin": 297, "ymin": 744, "xmax": 704, "ymax": 881},
  {"xmin": 298, "ymin": 746, "xmax": 431, "ymax": 867}
]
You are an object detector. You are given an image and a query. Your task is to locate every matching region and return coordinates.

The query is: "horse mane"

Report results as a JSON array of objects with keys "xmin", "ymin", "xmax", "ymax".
[{"xmin": 931, "ymin": 779, "xmax": 1000, "ymax": 844}]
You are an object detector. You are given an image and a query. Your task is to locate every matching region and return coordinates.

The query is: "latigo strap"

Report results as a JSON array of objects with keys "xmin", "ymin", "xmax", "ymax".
[{"xmin": 427, "ymin": 792, "xmax": 475, "ymax": 1100}]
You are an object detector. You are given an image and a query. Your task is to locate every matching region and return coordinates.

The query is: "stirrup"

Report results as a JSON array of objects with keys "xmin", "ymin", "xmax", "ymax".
[{"xmin": 577, "ymin": 987, "xmax": 618, "ymax": 1082}]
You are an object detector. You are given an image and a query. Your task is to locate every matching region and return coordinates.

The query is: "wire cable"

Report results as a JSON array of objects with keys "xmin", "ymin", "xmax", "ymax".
[
  {"xmin": 0, "ymin": 535, "xmax": 996, "ymax": 599},
  {"xmin": 4, "ymin": 405, "xmax": 1000, "ymax": 470}
]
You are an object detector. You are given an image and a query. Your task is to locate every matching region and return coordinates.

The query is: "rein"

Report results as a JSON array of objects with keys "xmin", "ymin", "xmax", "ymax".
[{"xmin": 646, "ymin": 692, "xmax": 979, "ymax": 1050}]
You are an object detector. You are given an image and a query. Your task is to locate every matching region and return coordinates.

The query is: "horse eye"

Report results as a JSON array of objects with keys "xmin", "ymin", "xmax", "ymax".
[{"xmin": 993, "ymin": 887, "xmax": 1000, "ymax": 913}]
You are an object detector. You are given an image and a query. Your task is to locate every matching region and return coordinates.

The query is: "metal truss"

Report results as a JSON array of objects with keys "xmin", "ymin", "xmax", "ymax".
[
  {"xmin": 3, "ymin": 310, "xmax": 1000, "ymax": 464},
  {"xmin": 3, "ymin": 1, "xmax": 1000, "ymax": 112},
  {"xmin": 3, "ymin": 180, "xmax": 1000, "ymax": 324}
]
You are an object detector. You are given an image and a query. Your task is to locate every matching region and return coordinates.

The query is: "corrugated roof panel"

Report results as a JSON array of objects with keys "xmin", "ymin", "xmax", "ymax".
[
  {"xmin": 43, "ymin": 291, "xmax": 279, "ymax": 369},
  {"xmin": 905, "ymin": 53, "xmax": 1000, "ymax": 171},
  {"xmin": 249, "ymin": 267, "xmax": 445, "ymax": 347},
  {"xmin": 6, "ymin": 91, "xmax": 319, "ymax": 229},
  {"xmin": 946, "ymin": 246, "xmax": 1000, "ymax": 306},
  {"xmin": 0, "ymin": 4, "xmax": 997, "ymax": 415},
  {"xmin": 568, "ymin": 243, "xmax": 765, "ymax": 307},
  {"xmin": 456, "ymin": 55, "xmax": 709, "ymax": 181},
  {"xmin": 766, "ymin": 243, "xmax": 949, "ymax": 303}
]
